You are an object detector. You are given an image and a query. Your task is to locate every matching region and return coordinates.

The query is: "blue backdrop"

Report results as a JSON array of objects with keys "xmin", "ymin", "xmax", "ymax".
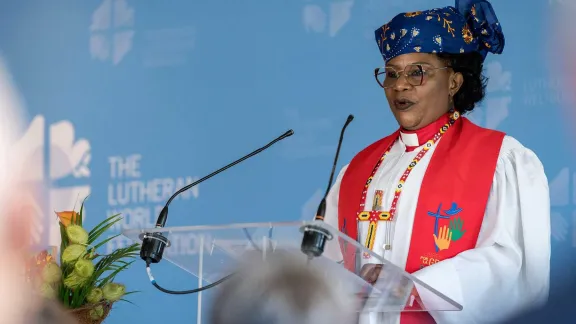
[{"xmin": 0, "ymin": 0, "xmax": 574, "ymax": 323}]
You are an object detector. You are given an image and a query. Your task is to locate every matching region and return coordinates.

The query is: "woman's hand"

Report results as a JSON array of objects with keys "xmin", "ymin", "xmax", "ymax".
[{"xmin": 359, "ymin": 263, "xmax": 383, "ymax": 285}]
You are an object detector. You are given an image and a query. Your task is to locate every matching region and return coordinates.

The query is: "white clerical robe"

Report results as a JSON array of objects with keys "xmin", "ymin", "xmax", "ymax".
[{"xmin": 322, "ymin": 133, "xmax": 551, "ymax": 324}]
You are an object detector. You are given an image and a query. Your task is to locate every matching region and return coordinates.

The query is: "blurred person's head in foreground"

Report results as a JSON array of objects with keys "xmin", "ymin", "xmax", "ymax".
[
  {"xmin": 0, "ymin": 54, "xmax": 47, "ymax": 324},
  {"xmin": 209, "ymin": 252, "xmax": 356, "ymax": 324}
]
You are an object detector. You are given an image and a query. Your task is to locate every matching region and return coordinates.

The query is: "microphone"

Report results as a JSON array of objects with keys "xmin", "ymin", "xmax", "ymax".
[
  {"xmin": 300, "ymin": 114, "xmax": 354, "ymax": 259},
  {"xmin": 140, "ymin": 129, "xmax": 294, "ymax": 266}
]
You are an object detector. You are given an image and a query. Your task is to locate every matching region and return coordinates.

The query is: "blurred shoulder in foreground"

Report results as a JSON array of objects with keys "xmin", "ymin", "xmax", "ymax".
[{"xmin": 25, "ymin": 299, "xmax": 78, "ymax": 324}]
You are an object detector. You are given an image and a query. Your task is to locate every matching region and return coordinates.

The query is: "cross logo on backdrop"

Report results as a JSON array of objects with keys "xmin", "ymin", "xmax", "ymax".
[
  {"xmin": 89, "ymin": 0, "xmax": 135, "ymax": 65},
  {"xmin": 302, "ymin": 0, "xmax": 355, "ymax": 37}
]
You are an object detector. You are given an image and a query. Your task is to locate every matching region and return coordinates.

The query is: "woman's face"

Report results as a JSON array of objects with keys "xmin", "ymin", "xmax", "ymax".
[{"xmin": 383, "ymin": 53, "xmax": 462, "ymax": 130}]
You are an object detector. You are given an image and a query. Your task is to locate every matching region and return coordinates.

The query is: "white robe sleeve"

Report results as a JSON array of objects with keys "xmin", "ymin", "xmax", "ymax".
[
  {"xmin": 413, "ymin": 137, "xmax": 551, "ymax": 324},
  {"xmin": 322, "ymin": 165, "xmax": 348, "ymax": 263}
]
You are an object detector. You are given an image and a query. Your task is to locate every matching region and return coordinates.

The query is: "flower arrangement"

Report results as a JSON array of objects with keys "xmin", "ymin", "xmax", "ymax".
[{"xmin": 27, "ymin": 199, "xmax": 140, "ymax": 324}]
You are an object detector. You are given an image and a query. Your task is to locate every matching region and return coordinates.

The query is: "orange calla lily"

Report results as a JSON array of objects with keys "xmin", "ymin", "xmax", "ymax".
[{"xmin": 55, "ymin": 211, "xmax": 79, "ymax": 227}]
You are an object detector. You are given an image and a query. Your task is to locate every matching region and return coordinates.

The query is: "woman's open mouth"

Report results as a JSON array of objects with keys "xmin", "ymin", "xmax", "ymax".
[{"xmin": 393, "ymin": 99, "xmax": 415, "ymax": 111}]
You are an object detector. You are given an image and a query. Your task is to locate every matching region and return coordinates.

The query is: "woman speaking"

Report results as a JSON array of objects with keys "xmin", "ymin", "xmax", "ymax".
[{"xmin": 323, "ymin": 0, "xmax": 551, "ymax": 323}]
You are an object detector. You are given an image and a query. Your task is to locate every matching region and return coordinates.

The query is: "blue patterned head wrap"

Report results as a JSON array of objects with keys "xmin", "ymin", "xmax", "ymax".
[{"xmin": 375, "ymin": 0, "xmax": 504, "ymax": 62}]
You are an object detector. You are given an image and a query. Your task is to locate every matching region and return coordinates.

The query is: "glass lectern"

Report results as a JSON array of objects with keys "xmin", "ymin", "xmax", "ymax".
[{"xmin": 123, "ymin": 220, "xmax": 462, "ymax": 322}]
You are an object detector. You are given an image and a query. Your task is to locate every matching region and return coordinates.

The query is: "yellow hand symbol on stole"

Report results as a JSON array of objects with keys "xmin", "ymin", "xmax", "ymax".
[{"xmin": 433, "ymin": 225, "xmax": 452, "ymax": 251}]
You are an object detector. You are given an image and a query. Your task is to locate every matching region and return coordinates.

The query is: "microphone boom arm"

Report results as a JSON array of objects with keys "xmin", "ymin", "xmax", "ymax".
[
  {"xmin": 300, "ymin": 115, "xmax": 354, "ymax": 259},
  {"xmin": 139, "ymin": 129, "xmax": 294, "ymax": 295}
]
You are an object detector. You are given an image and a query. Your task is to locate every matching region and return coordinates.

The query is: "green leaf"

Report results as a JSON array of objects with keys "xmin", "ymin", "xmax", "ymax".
[
  {"xmin": 77, "ymin": 197, "xmax": 89, "ymax": 227},
  {"xmin": 59, "ymin": 223, "xmax": 69, "ymax": 265},
  {"xmin": 89, "ymin": 213, "xmax": 121, "ymax": 237},
  {"xmin": 93, "ymin": 233, "xmax": 121, "ymax": 250},
  {"xmin": 91, "ymin": 244, "xmax": 139, "ymax": 287},
  {"xmin": 98, "ymin": 261, "xmax": 135, "ymax": 287},
  {"xmin": 88, "ymin": 214, "xmax": 122, "ymax": 244},
  {"xmin": 119, "ymin": 298, "xmax": 138, "ymax": 307}
]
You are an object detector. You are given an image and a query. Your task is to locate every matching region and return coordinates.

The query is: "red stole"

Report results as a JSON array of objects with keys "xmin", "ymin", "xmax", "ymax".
[{"xmin": 337, "ymin": 117, "xmax": 505, "ymax": 323}]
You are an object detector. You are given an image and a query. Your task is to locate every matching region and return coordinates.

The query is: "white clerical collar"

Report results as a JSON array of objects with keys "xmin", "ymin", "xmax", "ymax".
[
  {"xmin": 399, "ymin": 132, "xmax": 419, "ymax": 147},
  {"xmin": 399, "ymin": 113, "xmax": 451, "ymax": 152}
]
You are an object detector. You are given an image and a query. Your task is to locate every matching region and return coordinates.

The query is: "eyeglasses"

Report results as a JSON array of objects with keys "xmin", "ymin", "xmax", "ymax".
[{"xmin": 374, "ymin": 64, "xmax": 449, "ymax": 89}]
